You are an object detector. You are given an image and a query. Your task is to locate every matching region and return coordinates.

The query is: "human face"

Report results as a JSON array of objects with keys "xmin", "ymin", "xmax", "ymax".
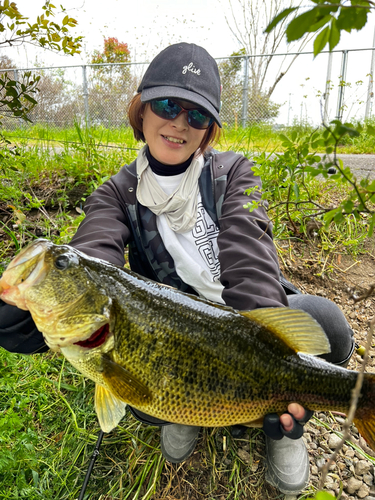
[{"xmin": 142, "ymin": 99, "xmax": 207, "ymax": 165}]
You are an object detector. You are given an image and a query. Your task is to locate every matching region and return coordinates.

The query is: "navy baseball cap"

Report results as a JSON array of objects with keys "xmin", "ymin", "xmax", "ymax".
[{"xmin": 137, "ymin": 43, "xmax": 222, "ymax": 128}]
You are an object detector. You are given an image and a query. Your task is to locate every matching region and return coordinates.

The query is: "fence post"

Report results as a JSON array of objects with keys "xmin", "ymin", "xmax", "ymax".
[
  {"xmin": 336, "ymin": 50, "xmax": 348, "ymax": 121},
  {"xmin": 241, "ymin": 55, "xmax": 249, "ymax": 128},
  {"xmin": 365, "ymin": 27, "xmax": 375, "ymax": 120},
  {"xmin": 323, "ymin": 52, "xmax": 332, "ymax": 122},
  {"xmin": 14, "ymin": 69, "xmax": 23, "ymax": 127},
  {"xmin": 82, "ymin": 65, "xmax": 90, "ymax": 127}
]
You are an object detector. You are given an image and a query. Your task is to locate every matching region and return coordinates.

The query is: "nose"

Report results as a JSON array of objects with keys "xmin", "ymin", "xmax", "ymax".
[{"xmin": 171, "ymin": 110, "xmax": 189, "ymax": 129}]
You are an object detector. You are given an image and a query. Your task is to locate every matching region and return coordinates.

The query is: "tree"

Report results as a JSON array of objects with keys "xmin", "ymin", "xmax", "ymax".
[
  {"xmin": 91, "ymin": 37, "xmax": 130, "ymax": 65},
  {"xmin": 222, "ymin": 0, "xmax": 313, "ymax": 99},
  {"xmin": 218, "ymin": 49, "xmax": 281, "ymax": 126},
  {"xmin": 265, "ymin": 0, "xmax": 373, "ymax": 57},
  {"xmin": 0, "ymin": 0, "xmax": 82, "ymax": 124},
  {"xmin": 87, "ymin": 37, "xmax": 137, "ymax": 127}
]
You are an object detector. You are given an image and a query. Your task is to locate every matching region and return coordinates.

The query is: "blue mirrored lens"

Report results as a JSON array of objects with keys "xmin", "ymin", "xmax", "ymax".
[
  {"xmin": 150, "ymin": 99, "xmax": 213, "ymax": 129},
  {"xmin": 188, "ymin": 109, "xmax": 213, "ymax": 129},
  {"xmin": 151, "ymin": 99, "xmax": 180, "ymax": 120}
]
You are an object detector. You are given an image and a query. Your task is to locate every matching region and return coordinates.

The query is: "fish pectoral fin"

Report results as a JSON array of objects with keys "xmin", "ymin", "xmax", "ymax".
[
  {"xmin": 101, "ymin": 355, "xmax": 152, "ymax": 407},
  {"xmin": 241, "ymin": 307, "xmax": 331, "ymax": 355},
  {"xmin": 95, "ymin": 384, "xmax": 127, "ymax": 433}
]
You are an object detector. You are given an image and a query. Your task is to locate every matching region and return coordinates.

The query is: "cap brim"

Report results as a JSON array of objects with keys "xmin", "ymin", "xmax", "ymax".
[{"xmin": 141, "ymin": 86, "xmax": 222, "ymax": 128}]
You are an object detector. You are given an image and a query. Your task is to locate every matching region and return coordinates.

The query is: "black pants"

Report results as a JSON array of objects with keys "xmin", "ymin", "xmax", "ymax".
[
  {"xmin": 287, "ymin": 294, "xmax": 355, "ymax": 365},
  {"xmin": 129, "ymin": 294, "xmax": 355, "ymax": 426}
]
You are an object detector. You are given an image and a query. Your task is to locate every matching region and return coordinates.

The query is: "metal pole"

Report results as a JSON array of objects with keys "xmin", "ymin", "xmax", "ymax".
[
  {"xmin": 14, "ymin": 69, "xmax": 23, "ymax": 128},
  {"xmin": 241, "ymin": 55, "xmax": 249, "ymax": 128},
  {"xmin": 323, "ymin": 52, "xmax": 333, "ymax": 123},
  {"xmin": 82, "ymin": 65, "xmax": 90, "ymax": 127},
  {"xmin": 336, "ymin": 50, "xmax": 348, "ymax": 121},
  {"xmin": 365, "ymin": 26, "xmax": 375, "ymax": 120},
  {"xmin": 78, "ymin": 430, "xmax": 104, "ymax": 500}
]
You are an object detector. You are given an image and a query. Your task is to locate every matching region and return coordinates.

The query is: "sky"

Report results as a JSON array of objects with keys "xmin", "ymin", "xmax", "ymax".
[
  {"xmin": 4, "ymin": 0, "xmax": 375, "ymax": 67},
  {"xmin": 2, "ymin": 0, "xmax": 238, "ymax": 66},
  {"xmin": 2, "ymin": 0, "xmax": 375, "ymax": 125}
]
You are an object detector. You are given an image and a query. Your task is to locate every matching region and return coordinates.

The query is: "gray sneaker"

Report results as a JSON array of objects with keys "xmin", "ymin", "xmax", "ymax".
[
  {"xmin": 160, "ymin": 424, "xmax": 200, "ymax": 463},
  {"xmin": 265, "ymin": 435, "xmax": 310, "ymax": 494}
]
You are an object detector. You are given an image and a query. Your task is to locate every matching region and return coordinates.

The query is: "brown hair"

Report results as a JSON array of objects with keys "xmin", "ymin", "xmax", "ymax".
[{"xmin": 127, "ymin": 93, "xmax": 221, "ymax": 155}]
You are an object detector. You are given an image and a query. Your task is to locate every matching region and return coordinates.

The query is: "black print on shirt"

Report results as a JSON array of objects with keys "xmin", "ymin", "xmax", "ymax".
[{"xmin": 192, "ymin": 202, "xmax": 220, "ymax": 279}]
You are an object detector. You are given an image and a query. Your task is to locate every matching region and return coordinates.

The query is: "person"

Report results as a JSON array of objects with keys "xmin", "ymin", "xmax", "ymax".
[{"xmin": 0, "ymin": 42, "xmax": 354, "ymax": 495}]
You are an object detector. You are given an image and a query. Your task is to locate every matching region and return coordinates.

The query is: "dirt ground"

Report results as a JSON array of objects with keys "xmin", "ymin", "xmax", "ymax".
[{"xmin": 278, "ymin": 238, "xmax": 375, "ymax": 373}]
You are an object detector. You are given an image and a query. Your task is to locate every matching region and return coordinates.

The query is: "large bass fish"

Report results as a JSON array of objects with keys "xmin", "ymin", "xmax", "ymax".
[{"xmin": 1, "ymin": 239, "xmax": 375, "ymax": 449}]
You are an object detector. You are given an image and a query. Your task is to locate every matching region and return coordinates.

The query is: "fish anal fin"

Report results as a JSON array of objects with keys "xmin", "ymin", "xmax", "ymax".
[
  {"xmin": 101, "ymin": 355, "xmax": 152, "ymax": 407},
  {"xmin": 241, "ymin": 307, "xmax": 330, "ymax": 356},
  {"xmin": 238, "ymin": 416, "xmax": 264, "ymax": 428},
  {"xmin": 95, "ymin": 384, "xmax": 127, "ymax": 433}
]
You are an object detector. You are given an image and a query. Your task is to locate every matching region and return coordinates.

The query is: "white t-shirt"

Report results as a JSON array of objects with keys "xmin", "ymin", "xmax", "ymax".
[{"xmin": 153, "ymin": 171, "xmax": 225, "ymax": 304}]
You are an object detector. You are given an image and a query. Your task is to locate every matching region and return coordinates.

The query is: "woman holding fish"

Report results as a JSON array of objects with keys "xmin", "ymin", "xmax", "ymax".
[{"xmin": 0, "ymin": 43, "xmax": 355, "ymax": 495}]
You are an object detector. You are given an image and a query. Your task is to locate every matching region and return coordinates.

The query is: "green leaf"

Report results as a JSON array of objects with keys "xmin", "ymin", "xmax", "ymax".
[
  {"xmin": 343, "ymin": 200, "xmax": 354, "ymax": 213},
  {"xmin": 286, "ymin": 9, "xmax": 321, "ymax": 41},
  {"xmin": 279, "ymin": 133, "xmax": 293, "ymax": 144},
  {"xmin": 309, "ymin": 13, "xmax": 333, "ymax": 33},
  {"xmin": 314, "ymin": 26, "xmax": 330, "ymax": 56},
  {"xmin": 337, "ymin": 6, "xmax": 368, "ymax": 32},
  {"xmin": 329, "ymin": 17, "xmax": 341, "ymax": 50},
  {"xmin": 264, "ymin": 7, "xmax": 298, "ymax": 33},
  {"xmin": 23, "ymin": 94, "xmax": 37, "ymax": 105},
  {"xmin": 5, "ymin": 87, "xmax": 18, "ymax": 98},
  {"xmin": 293, "ymin": 182, "xmax": 300, "ymax": 201},
  {"xmin": 314, "ymin": 491, "xmax": 336, "ymax": 500}
]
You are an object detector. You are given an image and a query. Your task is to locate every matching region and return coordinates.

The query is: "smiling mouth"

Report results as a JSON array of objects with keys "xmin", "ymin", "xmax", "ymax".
[{"xmin": 163, "ymin": 135, "xmax": 185, "ymax": 144}]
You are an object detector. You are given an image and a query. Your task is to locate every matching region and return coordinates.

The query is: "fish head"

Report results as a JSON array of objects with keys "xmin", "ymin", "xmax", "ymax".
[{"xmin": 0, "ymin": 239, "xmax": 112, "ymax": 350}]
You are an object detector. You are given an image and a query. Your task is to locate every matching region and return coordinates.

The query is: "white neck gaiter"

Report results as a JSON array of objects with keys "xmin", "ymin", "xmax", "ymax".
[{"xmin": 136, "ymin": 145, "xmax": 204, "ymax": 233}]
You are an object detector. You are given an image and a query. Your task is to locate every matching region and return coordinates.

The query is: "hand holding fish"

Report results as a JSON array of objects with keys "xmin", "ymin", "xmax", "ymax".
[{"xmin": 264, "ymin": 403, "xmax": 314, "ymax": 440}]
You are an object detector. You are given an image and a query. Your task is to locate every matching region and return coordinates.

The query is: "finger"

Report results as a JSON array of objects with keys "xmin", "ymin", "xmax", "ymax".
[
  {"xmin": 281, "ymin": 420, "xmax": 304, "ymax": 440},
  {"xmin": 287, "ymin": 404, "xmax": 314, "ymax": 425},
  {"xmin": 279, "ymin": 412, "xmax": 294, "ymax": 432},
  {"xmin": 263, "ymin": 413, "xmax": 284, "ymax": 440},
  {"xmin": 296, "ymin": 409, "xmax": 314, "ymax": 426},
  {"xmin": 287, "ymin": 402, "xmax": 306, "ymax": 420}
]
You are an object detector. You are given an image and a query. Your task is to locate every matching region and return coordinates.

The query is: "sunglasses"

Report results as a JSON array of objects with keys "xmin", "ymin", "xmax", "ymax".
[{"xmin": 149, "ymin": 98, "xmax": 214, "ymax": 130}]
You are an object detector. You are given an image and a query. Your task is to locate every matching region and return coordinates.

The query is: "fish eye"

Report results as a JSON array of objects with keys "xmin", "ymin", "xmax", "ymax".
[{"xmin": 54, "ymin": 254, "xmax": 70, "ymax": 270}]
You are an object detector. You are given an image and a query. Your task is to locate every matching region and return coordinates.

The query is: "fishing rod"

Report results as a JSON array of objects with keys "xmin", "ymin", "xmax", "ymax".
[{"xmin": 78, "ymin": 430, "xmax": 105, "ymax": 500}]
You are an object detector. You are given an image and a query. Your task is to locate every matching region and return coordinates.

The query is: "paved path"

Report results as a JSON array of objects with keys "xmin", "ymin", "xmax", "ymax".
[{"xmin": 325, "ymin": 154, "xmax": 375, "ymax": 180}]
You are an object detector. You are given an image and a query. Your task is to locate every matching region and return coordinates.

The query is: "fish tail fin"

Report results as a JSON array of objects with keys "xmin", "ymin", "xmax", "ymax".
[
  {"xmin": 354, "ymin": 415, "xmax": 375, "ymax": 451},
  {"xmin": 353, "ymin": 374, "xmax": 375, "ymax": 451}
]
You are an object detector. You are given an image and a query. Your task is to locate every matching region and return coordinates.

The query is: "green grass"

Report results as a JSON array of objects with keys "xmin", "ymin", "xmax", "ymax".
[
  {"xmin": 4, "ymin": 123, "xmax": 139, "ymax": 150},
  {"xmin": 6, "ymin": 119, "xmax": 375, "ymax": 154}
]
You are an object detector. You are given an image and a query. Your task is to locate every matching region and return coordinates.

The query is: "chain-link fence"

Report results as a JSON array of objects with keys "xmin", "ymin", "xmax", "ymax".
[{"xmin": 2, "ymin": 48, "xmax": 375, "ymax": 130}]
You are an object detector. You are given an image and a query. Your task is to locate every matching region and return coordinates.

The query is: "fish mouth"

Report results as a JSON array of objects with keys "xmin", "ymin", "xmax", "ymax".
[
  {"xmin": 0, "ymin": 239, "xmax": 50, "ymax": 309},
  {"xmin": 74, "ymin": 324, "xmax": 110, "ymax": 349}
]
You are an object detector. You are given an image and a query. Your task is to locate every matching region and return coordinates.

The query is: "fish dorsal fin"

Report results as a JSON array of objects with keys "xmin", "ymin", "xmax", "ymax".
[
  {"xmin": 240, "ymin": 307, "xmax": 331, "ymax": 355},
  {"xmin": 101, "ymin": 355, "xmax": 153, "ymax": 407},
  {"xmin": 94, "ymin": 384, "xmax": 127, "ymax": 433}
]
